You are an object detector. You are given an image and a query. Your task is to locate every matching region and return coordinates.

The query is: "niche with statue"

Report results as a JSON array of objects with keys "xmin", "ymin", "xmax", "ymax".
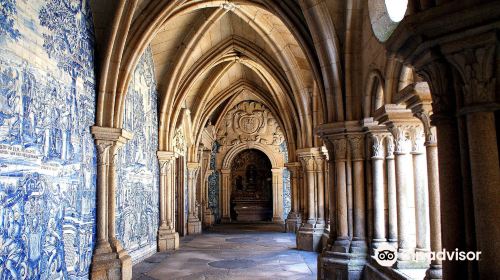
[{"xmin": 230, "ymin": 149, "xmax": 272, "ymax": 222}]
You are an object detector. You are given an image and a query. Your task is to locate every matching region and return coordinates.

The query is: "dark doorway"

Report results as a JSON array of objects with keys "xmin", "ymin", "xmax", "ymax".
[{"xmin": 230, "ymin": 149, "xmax": 272, "ymax": 222}]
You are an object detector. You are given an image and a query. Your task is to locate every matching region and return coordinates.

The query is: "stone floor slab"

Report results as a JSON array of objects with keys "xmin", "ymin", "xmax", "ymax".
[{"xmin": 132, "ymin": 224, "xmax": 318, "ymax": 280}]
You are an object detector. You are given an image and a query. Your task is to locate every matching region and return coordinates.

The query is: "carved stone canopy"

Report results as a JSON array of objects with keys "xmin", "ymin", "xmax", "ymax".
[{"xmin": 216, "ymin": 101, "xmax": 284, "ymax": 147}]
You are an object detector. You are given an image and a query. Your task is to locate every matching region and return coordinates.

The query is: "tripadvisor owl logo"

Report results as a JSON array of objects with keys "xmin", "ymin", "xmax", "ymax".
[{"xmin": 374, "ymin": 244, "xmax": 397, "ymax": 267}]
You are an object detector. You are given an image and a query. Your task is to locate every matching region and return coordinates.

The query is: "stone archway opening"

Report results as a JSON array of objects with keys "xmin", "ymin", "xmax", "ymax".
[{"xmin": 229, "ymin": 149, "xmax": 273, "ymax": 223}]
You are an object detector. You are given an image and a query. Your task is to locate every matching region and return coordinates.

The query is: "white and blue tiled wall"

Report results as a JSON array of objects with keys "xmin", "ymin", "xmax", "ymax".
[
  {"xmin": 116, "ymin": 46, "xmax": 159, "ymax": 264},
  {"xmin": 0, "ymin": 0, "xmax": 160, "ymax": 277},
  {"xmin": 0, "ymin": 0, "xmax": 96, "ymax": 278}
]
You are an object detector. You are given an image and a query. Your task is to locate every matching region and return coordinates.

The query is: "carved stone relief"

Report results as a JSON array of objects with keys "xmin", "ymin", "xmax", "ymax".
[{"xmin": 217, "ymin": 101, "xmax": 285, "ymax": 147}]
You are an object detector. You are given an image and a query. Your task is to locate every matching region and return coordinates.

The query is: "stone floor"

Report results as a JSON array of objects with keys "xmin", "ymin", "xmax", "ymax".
[{"xmin": 132, "ymin": 223, "xmax": 318, "ymax": 280}]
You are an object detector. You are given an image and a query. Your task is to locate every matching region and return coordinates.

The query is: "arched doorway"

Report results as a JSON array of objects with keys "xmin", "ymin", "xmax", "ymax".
[{"xmin": 230, "ymin": 149, "xmax": 273, "ymax": 222}]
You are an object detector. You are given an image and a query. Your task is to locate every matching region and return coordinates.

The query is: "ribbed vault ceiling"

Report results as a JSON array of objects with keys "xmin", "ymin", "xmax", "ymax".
[{"xmin": 92, "ymin": 0, "xmax": 326, "ymax": 159}]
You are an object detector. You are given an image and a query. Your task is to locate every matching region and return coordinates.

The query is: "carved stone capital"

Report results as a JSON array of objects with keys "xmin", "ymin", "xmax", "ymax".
[
  {"xmin": 348, "ymin": 134, "xmax": 364, "ymax": 161},
  {"xmin": 187, "ymin": 162, "xmax": 200, "ymax": 180},
  {"xmin": 157, "ymin": 151, "xmax": 176, "ymax": 175},
  {"xmin": 385, "ymin": 135, "xmax": 395, "ymax": 159},
  {"xmin": 410, "ymin": 124, "xmax": 426, "ymax": 154},
  {"xmin": 414, "ymin": 110, "xmax": 437, "ymax": 145},
  {"xmin": 388, "ymin": 124, "xmax": 414, "ymax": 155},
  {"xmin": 92, "ymin": 126, "xmax": 133, "ymax": 166},
  {"xmin": 442, "ymin": 34, "xmax": 497, "ymax": 107},
  {"xmin": 271, "ymin": 167, "xmax": 284, "ymax": 175},
  {"xmin": 285, "ymin": 162, "xmax": 301, "ymax": 177},
  {"xmin": 299, "ymin": 155, "xmax": 316, "ymax": 172},
  {"xmin": 332, "ymin": 138, "xmax": 348, "ymax": 162},
  {"xmin": 370, "ymin": 134, "xmax": 386, "ymax": 159},
  {"xmin": 313, "ymin": 155, "xmax": 325, "ymax": 171},
  {"xmin": 95, "ymin": 141, "xmax": 113, "ymax": 166}
]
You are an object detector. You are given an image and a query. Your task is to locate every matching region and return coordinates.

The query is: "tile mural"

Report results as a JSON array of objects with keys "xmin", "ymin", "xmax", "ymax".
[
  {"xmin": 0, "ymin": 0, "xmax": 96, "ymax": 279},
  {"xmin": 279, "ymin": 142, "xmax": 291, "ymax": 220},
  {"xmin": 116, "ymin": 46, "xmax": 159, "ymax": 263},
  {"xmin": 208, "ymin": 141, "xmax": 220, "ymax": 221}
]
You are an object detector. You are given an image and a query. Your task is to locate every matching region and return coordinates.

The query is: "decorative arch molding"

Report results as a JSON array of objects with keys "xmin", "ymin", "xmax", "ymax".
[
  {"xmin": 217, "ymin": 143, "xmax": 285, "ymax": 224},
  {"xmin": 191, "ymin": 81, "xmax": 298, "ymax": 162},
  {"xmin": 213, "ymin": 100, "xmax": 287, "ymax": 223},
  {"xmin": 219, "ymin": 142, "xmax": 285, "ymax": 170},
  {"xmin": 363, "ymin": 69, "xmax": 385, "ymax": 118}
]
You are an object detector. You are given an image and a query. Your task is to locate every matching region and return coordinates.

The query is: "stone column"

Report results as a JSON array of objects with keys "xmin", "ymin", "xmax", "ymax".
[
  {"xmin": 319, "ymin": 147, "xmax": 330, "ymax": 249},
  {"xmin": 376, "ymin": 105, "xmax": 422, "ymax": 264},
  {"xmin": 187, "ymin": 162, "xmax": 202, "ymax": 234},
  {"xmin": 271, "ymin": 168, "xmax": 284, "ymax": 223},
  {"xmin": 415, "ymin": 111, "xmax": 442, "ymax": 280},
  {"xmin": 315, "ymin": 155, "xmax": 326, "ymax": 225},
  {"xmin": 285, "ymin": 162, "xmax": 302, "ymax": 232},
  {"xmin": 317, "ymin": 124, "xmax": 365, "ymax": 280},
  {"xmin": 331, "ymin": 137, "xmax": 350, "ymax": 252},
  {"xmin": 390, "ymin": 122, "xmax": 417, "ymax": 264},
  {"xmin": 91, "ymin": 126, "xmax": 132, "ymax": 280},
  {"xmin": 220, "ymin": 169, "xmax": 231, "ymax": 223},
  {"xmin": 369, "ymin": 131, "xmax": 388, "ymax": 250},
  {"xmin": 348, "ymin": 134, "xmax": 367, "ymax": 253},
  {"xmin": 444, "ymin": 40, "xmax": 500, "ymax": 278},
  {"xmin": 410, "ymin": 125, "xmax": 431, "ymax": 257},
  {"xmin": 326, "ymin": 155, "xmax": 336, "ymax": 245},
  {"xmin": 385, "ymin": 135, "xmax": 398, "ymax": 247},
  {"xmin": 322, "ymin": 147, "xmax": 330, "ymax": 228},
  {"xmin": 95, "ymin": 141, "xmax": 112, "ymax": 254},
  {"xmin": 157, "ymin": 151, "xmax": 179, "ymax": 251},
  {"xmin": 296, "ymin": 148, "xmax": 324, "ymax": 252}
]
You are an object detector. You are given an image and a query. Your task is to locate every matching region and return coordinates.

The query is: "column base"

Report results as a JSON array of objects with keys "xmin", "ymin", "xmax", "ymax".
[
  {"xmin": 332, "ymin": 238, "xmax": 351, "ymax": 253},
  {"xmin": 318, "ymin": 250, "xmax": 367, "ymax": 280},
  {"xmin": 187, "ymin": 219, "xmax": 202, "ymax": 234},
  {"xmin": 296, "ymin": 223, "xmax": 324, "ymax": 252},
  {"xmin": 285, "ymin": 212, "xmax": 301, "ymax": 233},
  {"xmin": 157, "ymin": 227, "xmax": 179, "ymax": 251},
  {"xmin": 91, "ymin": 240, "xmax": 132, "ymax": 280},
  {"xmin": 350, "ymin": 238, "xmax": 368, "ymax": 254},
  {"xmin": 321, "ymin": 227, "xmax": 330, "ymax": 251},
  {"xmin": 272, "ymin": 216, "xmax": 284, "ymax": 223},
  {"xmin": 425, "ymin": 264, "xmax": 443, "ymax": 280},
  {"xmin": 221, "ymin": 217, "xmax": 231, "ymax": 223},
  {"xmin": 203, "ymin": 208, "xmax": 214, "ymax": 228}
]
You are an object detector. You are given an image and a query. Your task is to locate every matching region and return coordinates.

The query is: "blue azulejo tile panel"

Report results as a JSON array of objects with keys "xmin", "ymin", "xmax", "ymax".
[
  {"xmin": 116, "ymin": 46, "xmax": 159, "ymax": 264},
  {"xmin": 0, "ymin": 0, "xmax": 96, "ymax": 279},
  {"xmin": 279, "ymin": 142, "xmax": 290, "ymax": 220},
  {"xmin": 282, "ymin": 168, "xmax": 291, "ymax": 220},
  {"xmin": 208, "ymin": 141, "xmax": 220, "ymax": 222}
]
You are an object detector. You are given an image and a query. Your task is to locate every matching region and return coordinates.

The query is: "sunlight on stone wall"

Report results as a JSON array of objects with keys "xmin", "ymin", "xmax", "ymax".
[
  {"xmin": 0, "ymin": 0, "xmax": 96, "ymax": 278},
  {"xmin": 116, "ymin": 46, "xmax": 159, "ymax": 263}
]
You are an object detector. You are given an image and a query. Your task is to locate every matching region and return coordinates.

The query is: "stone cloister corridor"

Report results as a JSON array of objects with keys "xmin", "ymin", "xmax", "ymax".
[
  {"xmin": 0, "ymin": 1, "xmax": 499, "ymax": 280},
  {"xmin": 132, "ymin": 224, "xmax": 318, "ymax": 280}
]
